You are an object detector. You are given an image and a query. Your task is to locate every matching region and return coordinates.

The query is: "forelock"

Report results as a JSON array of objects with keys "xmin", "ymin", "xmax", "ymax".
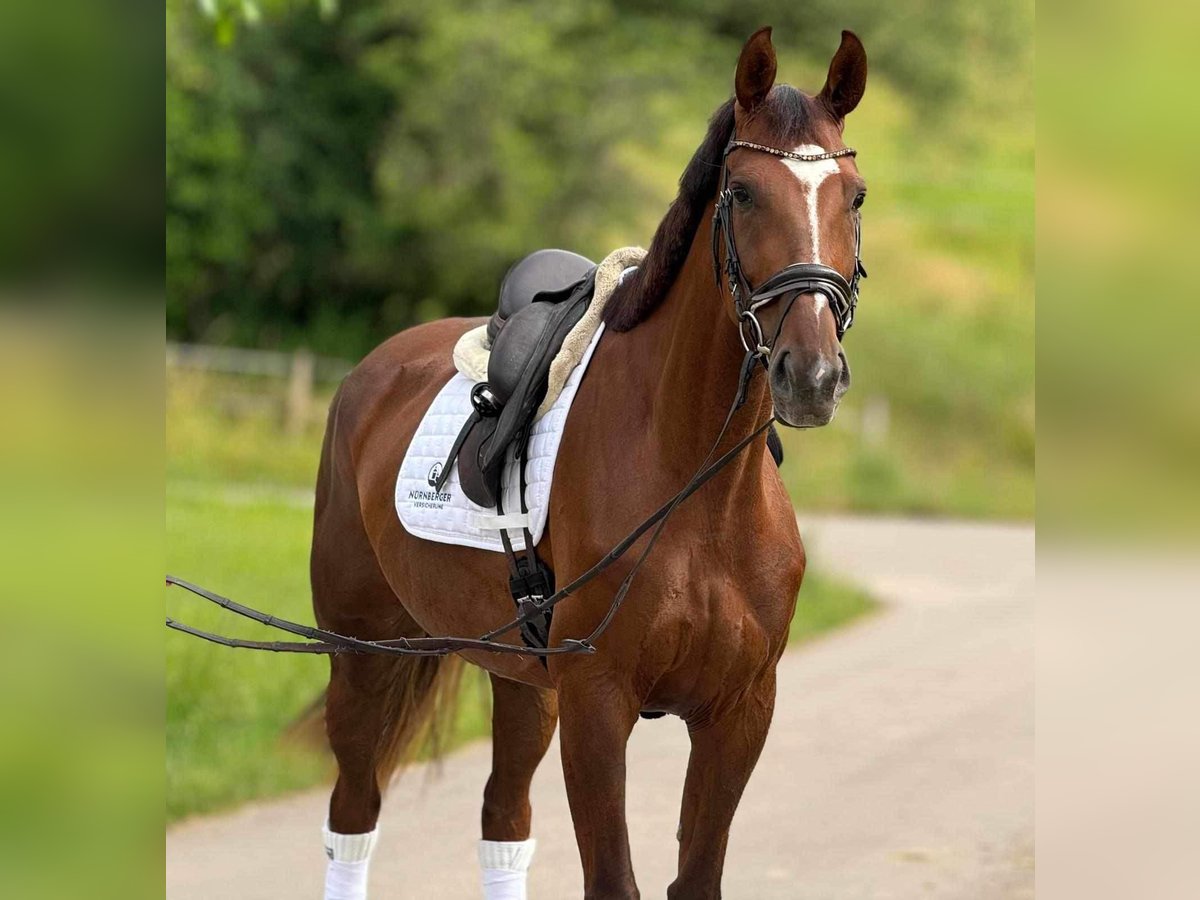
[{"xmin": 753, "ymin": 85, "xmax": 823, "ymax": 146}]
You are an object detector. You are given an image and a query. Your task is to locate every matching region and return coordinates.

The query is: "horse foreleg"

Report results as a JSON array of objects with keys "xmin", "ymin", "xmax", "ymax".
[
  {"xmin": 668, "ymin": 670, "xmax": 777, "ymax": 900},
  {"xmin": 556, "ymin": 668, "xmax": 642, "ymax": 899},
  {"xmin": 478, "ymin": 673, "xmax": 558, "ymax": 899}
]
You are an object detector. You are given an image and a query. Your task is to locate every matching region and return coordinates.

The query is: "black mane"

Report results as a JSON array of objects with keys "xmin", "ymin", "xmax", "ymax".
[{"xmin": 604, "ymin": 86, "xmax": 822, "ymax": 332}]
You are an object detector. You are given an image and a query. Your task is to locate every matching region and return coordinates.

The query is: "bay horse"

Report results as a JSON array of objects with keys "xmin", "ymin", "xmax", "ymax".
[{"xmin": 312, "ymin": 27, "xmax": 868, "ymax": 900}]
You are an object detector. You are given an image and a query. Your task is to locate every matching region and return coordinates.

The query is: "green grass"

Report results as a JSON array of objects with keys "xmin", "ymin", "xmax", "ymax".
[
  {"xmin": 166, "ymin": 474, "xmax": 874, "ymax": 823},
  {"xmin": 167, "ymin": 483, "xmax": 332, "ymax": 822},
  {"xmin": 789, "ymin": 570, "xmax": 877, "ymax": 646}
]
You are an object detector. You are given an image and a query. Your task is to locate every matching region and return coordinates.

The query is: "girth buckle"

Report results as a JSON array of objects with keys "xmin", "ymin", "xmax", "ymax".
[{"xmin": 508, "ymin": 558, "xmax": 554, "ymax": 652}]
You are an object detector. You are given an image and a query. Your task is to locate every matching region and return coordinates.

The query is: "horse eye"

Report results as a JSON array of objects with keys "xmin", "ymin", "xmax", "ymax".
[
  {"xmin": 852, "ymin": 191, "xmax": 866, "ymax": 210},
  {"xmin": 731, "ymin": 186, "xmax": 752, "ymax": 206}
]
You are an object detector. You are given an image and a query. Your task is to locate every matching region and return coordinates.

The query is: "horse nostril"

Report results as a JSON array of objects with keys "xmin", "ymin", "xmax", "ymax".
[
  {"xmin": 802, "ymin": 352, "xmax": 839, "ymax": 389},
  {"xmin": 771, "ymin": 350, "xmax": 791, "ymax": 386}
]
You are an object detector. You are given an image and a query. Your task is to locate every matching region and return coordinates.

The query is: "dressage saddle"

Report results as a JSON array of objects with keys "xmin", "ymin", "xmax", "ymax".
[
  {"xmin": 443, "ymin": 247, "xmax": 783, "ymax": 503},
  {"xmin": 438, "ymin": 249, "xmax": 596, "ymax": 511}
]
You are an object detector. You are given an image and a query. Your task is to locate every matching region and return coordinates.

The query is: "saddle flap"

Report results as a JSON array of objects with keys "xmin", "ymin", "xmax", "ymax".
[
  {"xmin": 484, "ymin": 271, "xmax": 594, "ymax": 447},
  {"xmin": 487, "ymin": 301, "xmax": 561, "ymax": 403}
]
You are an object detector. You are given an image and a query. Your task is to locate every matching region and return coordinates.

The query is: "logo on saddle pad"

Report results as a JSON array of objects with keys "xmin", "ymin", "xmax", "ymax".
[{"xmin": 407, "ymin": 462, "xmax": 452, "ymax": 509}]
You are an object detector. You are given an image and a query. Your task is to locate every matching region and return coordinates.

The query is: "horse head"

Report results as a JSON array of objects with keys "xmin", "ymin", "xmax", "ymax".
[{"xmin": 720, "ymin": 28, "xmax": 868, "ymax": 428}]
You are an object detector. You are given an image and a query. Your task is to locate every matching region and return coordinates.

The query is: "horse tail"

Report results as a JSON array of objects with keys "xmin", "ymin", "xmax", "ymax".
[
  {"xmin": 286, "ymin": 653, "xmax": 466, "ymax": 783},
  {"xmin": 372, "ymin": 652, "xmax": 466, "ymax": 781}
]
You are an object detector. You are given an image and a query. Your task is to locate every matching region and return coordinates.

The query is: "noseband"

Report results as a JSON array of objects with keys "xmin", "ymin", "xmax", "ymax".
[{"xmin": 711, "ymin": 137, "xmax": 867, "ymax": 357}]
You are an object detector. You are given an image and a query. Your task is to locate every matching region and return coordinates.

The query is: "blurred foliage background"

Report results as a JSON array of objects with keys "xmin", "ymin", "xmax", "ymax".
[
  {"xmin": 167, "ymin": 0, "xmax": 1033, "ymax": 520},
  {"xmin": 1038, "ymin": 0, "xmax": 1200, "ymax": 540}
]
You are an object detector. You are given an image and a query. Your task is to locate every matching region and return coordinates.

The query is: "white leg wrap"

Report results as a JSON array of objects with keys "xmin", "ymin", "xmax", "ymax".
[
  {"xmin": 323, "ymin": 821, "xmax": 379, "ymax": 900},
  {"xmin": 479, "ymin": 838, "xmax": 536, "ymax": 900}
]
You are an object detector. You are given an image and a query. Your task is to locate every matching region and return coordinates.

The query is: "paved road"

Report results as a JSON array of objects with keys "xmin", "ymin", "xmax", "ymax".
[{"xmin": 167, "ymin": 516, "xmax": 1034, "ymax": 899}]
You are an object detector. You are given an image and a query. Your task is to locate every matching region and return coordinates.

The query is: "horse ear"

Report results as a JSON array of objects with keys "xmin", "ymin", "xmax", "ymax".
[
  {"xmin": 818, "ymin": 30, "xmax": 868, "ymax": 120},
  {"xmin": 735, "ymin": 27, "xmax": 777, "ymax": 113}
]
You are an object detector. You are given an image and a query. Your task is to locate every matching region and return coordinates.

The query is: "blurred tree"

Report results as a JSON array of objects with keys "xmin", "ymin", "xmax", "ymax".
[
  {"xmin": 167, "ymin": 0, "xmax": 392, "ymax": 353},
  {"xmin": 166, "ymin": 0, "xmax": 1030, "ymax": 357}
]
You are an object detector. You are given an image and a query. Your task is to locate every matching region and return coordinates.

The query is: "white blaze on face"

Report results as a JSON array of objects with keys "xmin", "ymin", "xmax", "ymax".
[
  {"xmin": 812, "ymin": 290, "xmax": 828, "ymax": 322},
  {"xmin": 778, "ymin": 144, "xmax": 842, "ymax": 265}
]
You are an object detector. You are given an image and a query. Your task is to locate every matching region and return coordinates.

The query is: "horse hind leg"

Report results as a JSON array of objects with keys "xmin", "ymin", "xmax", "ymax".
[
  {"xmin": 318, "ymin": 627, "xmax": 464, "ymax": 898},
  {"xmin": 479, "ymin": 673, "xmax": 558, "ymax": 898},
  {"xmin": 312, "ymin": 460, "xmax": 464, "ymax": 898}
]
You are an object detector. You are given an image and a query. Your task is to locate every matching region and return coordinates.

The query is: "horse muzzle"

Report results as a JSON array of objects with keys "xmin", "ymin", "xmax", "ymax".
[{"xmin": 768, "ymin": 346, "xmax": 850, "ymax": 428}]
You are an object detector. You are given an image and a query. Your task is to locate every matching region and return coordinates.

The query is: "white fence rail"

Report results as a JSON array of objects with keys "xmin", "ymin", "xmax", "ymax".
[
  {"xmin": 166, "ymin": 342, "xmax": 353, "ymax": 434},
  {"xmin": 165, "ymin": 342, "xmax": 352, "ymax": 382},
  {"xmin": 166, "ymin": 341, "xmax": 891, "ymax": 445}
]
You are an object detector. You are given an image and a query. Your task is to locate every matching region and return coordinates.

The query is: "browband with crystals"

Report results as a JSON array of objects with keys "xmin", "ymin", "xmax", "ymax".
[{"xmin": 726, "ymin": 140, "xmax": 857, "ymax": 162}]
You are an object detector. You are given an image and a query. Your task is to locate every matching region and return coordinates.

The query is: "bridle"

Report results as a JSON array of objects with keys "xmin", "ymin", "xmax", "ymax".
[
  {"xmin": 711, "ymin": 136, "xmax": 867, "ymax": 358},
  {"xmin": 166, "ymin": 135, "xmax": 869, "ymax": 662}
]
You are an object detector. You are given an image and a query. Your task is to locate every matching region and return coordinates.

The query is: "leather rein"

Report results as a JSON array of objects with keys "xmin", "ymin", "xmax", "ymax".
[{"xmin": 166, "ymin": 136, "xmax": 865, "ymax": 660}]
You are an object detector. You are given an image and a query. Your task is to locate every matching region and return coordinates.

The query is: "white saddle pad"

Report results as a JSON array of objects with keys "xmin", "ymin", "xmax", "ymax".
[{"xmin": 395, "ymin": 324, "xmax": 604, "ymax": 552}]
